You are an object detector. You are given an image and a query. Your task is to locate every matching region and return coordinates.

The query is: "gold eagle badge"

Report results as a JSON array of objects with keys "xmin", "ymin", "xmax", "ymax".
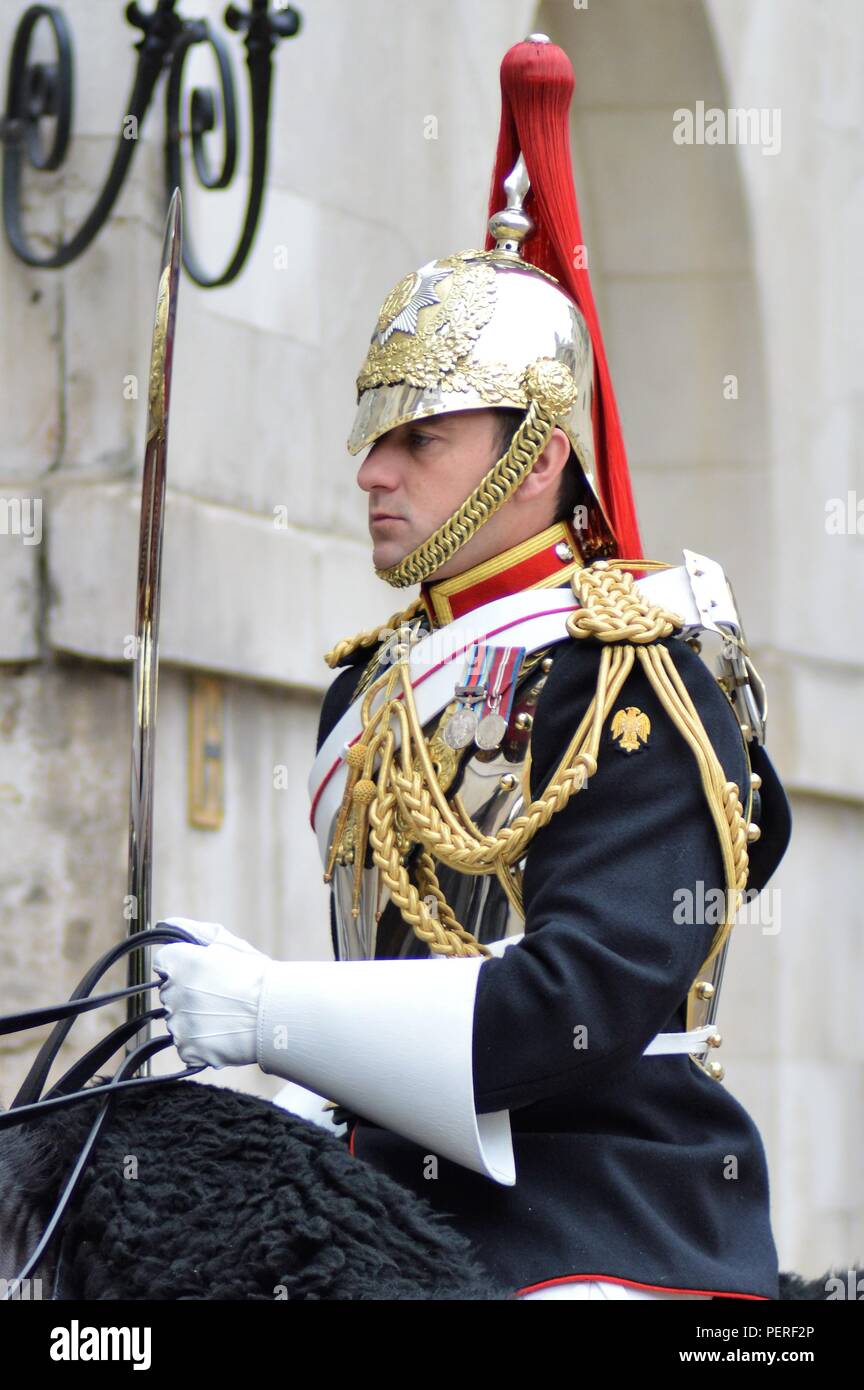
[{"xmin": 610, "ymin": 706, "xmax": 651, "ymax": 753}]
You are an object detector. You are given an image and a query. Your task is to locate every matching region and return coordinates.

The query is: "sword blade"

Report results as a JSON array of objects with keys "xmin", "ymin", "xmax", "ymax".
[{"xmin": 125, "ymin": 189, "xmax": 182, "ymax": 1072}]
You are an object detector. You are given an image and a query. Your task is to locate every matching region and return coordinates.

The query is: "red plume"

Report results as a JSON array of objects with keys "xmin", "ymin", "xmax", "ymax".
[{"xmin": 485, "ymin": 39, "xmax": 643, "ymax": 560}]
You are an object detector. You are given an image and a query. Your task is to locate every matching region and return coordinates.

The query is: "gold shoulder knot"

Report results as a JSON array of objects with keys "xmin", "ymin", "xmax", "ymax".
[{"xmin": 567, "ymin": 561, "xmax": 683, "ymax": 644}]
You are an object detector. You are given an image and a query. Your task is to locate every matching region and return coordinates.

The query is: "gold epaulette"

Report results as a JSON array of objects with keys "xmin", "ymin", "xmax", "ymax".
[{"xmin": 323, "ymin": 596, "xmax": 425, "ymax": 669}]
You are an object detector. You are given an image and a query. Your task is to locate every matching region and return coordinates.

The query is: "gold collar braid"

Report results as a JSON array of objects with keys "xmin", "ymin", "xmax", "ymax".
[
  {"xmin": 324, "ymin": 562, "xmax": 752, "ymax": 993},
  {"xmin": 374, "ymin": 357, "xmax": 579, "ymax": 588}
]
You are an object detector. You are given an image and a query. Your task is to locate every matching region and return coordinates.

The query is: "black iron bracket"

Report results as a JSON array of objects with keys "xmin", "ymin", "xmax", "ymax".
[{"xmin": 0, "ymin": 0, "xmax": 301, "ymax": 285}]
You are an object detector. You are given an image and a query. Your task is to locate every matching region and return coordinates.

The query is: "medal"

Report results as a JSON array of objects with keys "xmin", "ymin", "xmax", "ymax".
[
  {"xmin": 474, "ymin": 645, "xmax": 526, "ymax": 750},
  {"xmin": 443, "ymin": 708, "xmax": 478, "ymax": 748},
  {"xmin": 475, "ymin": 711, "xmax": 508, "ymax": 749},
  {"xmin": 442, "ymin": 643, "xmax": 526, "ymax": 753},
  {"xmin": 443, "ymin": 644, "xmax": 491, "ymax": 749}
]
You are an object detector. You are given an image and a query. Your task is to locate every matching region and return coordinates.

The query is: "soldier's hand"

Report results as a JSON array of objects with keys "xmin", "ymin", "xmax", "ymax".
[
  {"xmin": 153, "ymin": 935, "xmax": 270, "ymax": 1069},
  {"xmin": 157, "ymin": 915, "xmax": 267, "ymax": 957}
]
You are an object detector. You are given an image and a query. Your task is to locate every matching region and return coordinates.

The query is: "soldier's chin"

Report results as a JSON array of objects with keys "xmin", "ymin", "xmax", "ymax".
[{"xmin": 372, "ymin": 536, "xmax": 415, "ymax": 571}]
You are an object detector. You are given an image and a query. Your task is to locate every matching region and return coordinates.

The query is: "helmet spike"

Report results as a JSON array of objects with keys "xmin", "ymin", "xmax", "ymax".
[{"xmin": 487, "ymin": 153, "xmax": 534, "ymax": 255}]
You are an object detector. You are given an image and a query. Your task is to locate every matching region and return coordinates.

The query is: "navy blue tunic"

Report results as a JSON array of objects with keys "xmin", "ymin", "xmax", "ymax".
[{"xmin": 317, "ymin": 621, "xmax": 791, "ymax": 1299}]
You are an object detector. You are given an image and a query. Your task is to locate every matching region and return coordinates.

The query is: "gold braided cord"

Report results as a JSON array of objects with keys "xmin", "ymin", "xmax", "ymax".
[
  {"xmin": 325, "ymin": 561, "xmax": 750, "ymax": 969},
  {"xmin": 642, "ymin": 641, "xmax": 748, "ymax": 970},
  {"xmin": 386, "ymin": 644, "xmax": 624, "ymax": 878},
  {"xmin": 375, "ymin": 357, "xmax": 578, "ymax": 588},
  {"xmin": 375, "ymin": 398, "xmax": 553, "ymax": 588},
  {"xmin": 451, "ymin": 792, "xmax": 526, "ymax": 917},
  {"xmin": 367, "ymin": 727, "xmax": 491, "ymax": 957},
  {"xmin": 323, "ymin": 597, "xmax": 424, "ymax": 670},
  {"xmin": 355, "ymin": 645, "xmax": 619, "ymax": 956},
  {"xmin": 566, "ymin": 564, "xmax": 749, "ymax": 976},
  {"xmin": 414, "ymin": 849, "xmax": 483, "ymax": 952}
]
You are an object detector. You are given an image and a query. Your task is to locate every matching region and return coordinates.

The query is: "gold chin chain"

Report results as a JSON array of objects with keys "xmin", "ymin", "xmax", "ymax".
[
  {"xmin": 323, "ymin": 561, "xmax": 751, "ymax": 973},
  {"xmin": 375, "ymin": 357, "xmax": 579, "ymax": 588}
]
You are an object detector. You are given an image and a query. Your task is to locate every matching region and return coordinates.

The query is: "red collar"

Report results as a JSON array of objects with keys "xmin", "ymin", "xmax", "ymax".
[{"xmin": 419, "ymin": 520, "xmax": 584, "ymax": 627}]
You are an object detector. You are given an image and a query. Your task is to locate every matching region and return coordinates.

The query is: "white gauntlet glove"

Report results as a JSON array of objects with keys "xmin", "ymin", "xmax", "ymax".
[
  {"xmin": 154, "ymin": 917, "xmax": 269, "ymax": 1069},
  {"xmin": 154, "ymin": 916, "xmax": 516, "ymax": 1184}
]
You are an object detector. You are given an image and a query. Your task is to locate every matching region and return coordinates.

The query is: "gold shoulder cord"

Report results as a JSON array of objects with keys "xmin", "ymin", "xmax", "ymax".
[
  {"xmin": 322, "ymin": 560, "xmax": 751, "ymax": 987},
  {"xmin": 323, "ymin": 597, "xmax": 425, "ymax": 670}
]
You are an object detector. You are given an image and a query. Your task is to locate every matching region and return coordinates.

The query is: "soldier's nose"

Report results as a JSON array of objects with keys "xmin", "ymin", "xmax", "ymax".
[{"xmin": 357, "ymin": 443, "xmax": 400, "ymax": 494}]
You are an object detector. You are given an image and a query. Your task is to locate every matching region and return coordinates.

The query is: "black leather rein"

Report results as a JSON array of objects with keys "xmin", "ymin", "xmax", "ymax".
[{"xmin": 0, "ymin": 924, "xmax": 207, "ymax": 1295}]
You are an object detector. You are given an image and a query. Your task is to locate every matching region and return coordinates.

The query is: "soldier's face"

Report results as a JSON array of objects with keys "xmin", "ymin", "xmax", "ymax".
[{"xmin": 356, "ymin": 409, "xmax": 508, "ymax": 574}]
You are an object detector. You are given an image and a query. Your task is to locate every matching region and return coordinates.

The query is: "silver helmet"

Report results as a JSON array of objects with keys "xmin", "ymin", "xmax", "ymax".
[{"xmin": 347, "ymin": 156, "xmax": 617, "ymax": 586}]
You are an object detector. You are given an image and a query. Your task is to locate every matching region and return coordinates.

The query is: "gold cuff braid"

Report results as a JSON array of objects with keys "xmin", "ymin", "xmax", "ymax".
[{"xmin": 324, "ymin": 561, "xmax": 750, "ymax": 979}]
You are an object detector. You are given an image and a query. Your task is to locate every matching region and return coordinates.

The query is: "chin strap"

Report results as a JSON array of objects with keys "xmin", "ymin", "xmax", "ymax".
[{"xmin": 373, "ymin": 357, "xmax": 578, "ymax": 589}]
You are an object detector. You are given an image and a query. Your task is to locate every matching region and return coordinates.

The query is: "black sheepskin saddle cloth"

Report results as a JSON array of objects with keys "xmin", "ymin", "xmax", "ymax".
[
  {"xmin": 3, "ymin": 1078, "xmax": 853, "ymax": 1301},
  {"xmin": 2, "ymin": 1079, "xmax": 507, "ymax": 1300}
]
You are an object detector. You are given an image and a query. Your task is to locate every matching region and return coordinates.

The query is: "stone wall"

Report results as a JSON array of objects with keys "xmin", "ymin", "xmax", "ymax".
[{"xmin": 1, "ymin": 0, "xmax": 860, "ymax": 1279}]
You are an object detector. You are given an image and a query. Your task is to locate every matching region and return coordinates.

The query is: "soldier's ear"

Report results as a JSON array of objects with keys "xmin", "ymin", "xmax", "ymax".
[{"xmin": 516, "ymin": 426, "xmax": 571, "ymax": 502}]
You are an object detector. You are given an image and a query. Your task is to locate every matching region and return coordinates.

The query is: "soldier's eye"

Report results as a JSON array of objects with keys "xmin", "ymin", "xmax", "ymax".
[{"xmin": 409, "ymin": 430, "xmax": 435, "ymax": 448}]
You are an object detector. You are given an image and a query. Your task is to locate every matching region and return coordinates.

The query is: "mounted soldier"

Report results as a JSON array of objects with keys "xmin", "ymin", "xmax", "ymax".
[{"xmin": 155, "ymin": 35, "xmax": 791, "ymax": 1301}]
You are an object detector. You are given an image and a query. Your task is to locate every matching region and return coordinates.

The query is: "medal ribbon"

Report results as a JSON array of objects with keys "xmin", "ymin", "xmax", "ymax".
[
  {"xmin": 479, "ymin": 645, "xmax": 526, "ymax": 725},
  {"xmin": 455, "ymin": 642, "xmax": 493, "ymax": 711}
]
